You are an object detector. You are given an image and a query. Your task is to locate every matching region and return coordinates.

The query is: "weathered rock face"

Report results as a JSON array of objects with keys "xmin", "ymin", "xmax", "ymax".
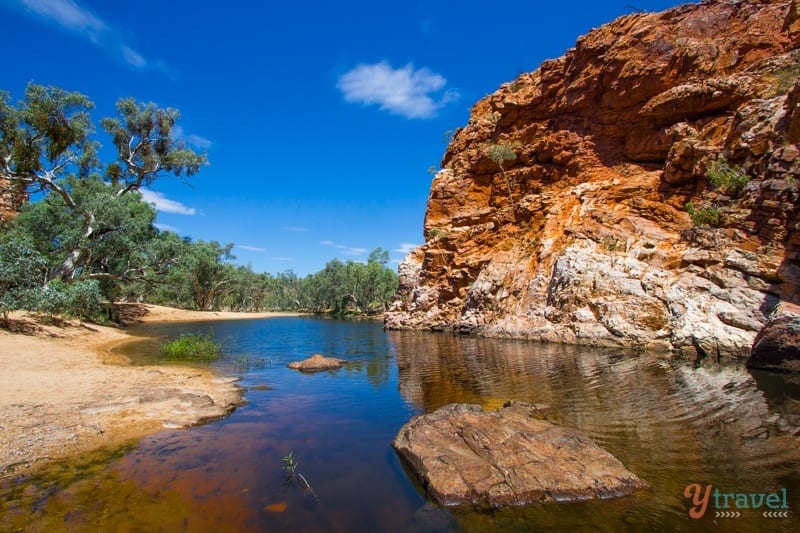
[
  {"xmin": 287, "ymin": 353, "xmax": 346, "ymax": 372},
  {"xmin": 386, "ymin": 0, "xmax": 800, "ymax": 359},
  {"xmin": 392, "ymin": 402, "xmax": 647, "ymax": 507},
  {"xmin": 748, "ymin": 302, "xmax": 800, "ymax": 372},
  {"xmin": 0, "ymin": 178, "xmax": 25, "ymax": 222}
]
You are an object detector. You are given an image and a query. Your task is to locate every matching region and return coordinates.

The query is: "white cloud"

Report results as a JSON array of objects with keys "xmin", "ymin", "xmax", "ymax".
[
  {"xmin": 11, "ymin": 0, "xmax": 171, "ymax": 74},
  {"xmin": 337, "ymin": 61, "xmax": 459, "ymax": 119},
  {"xmin": 237, "ymin": 245, "xmax": 265, "ymax": 252},
  {"xmin": 172, "ymin": 125, "xmax": 212, "ymax": 150},
  {"xmin": 344, "ymin": 247, "xmax": 367, "ymax": 256},
  {"xmin": 321, "ymin": 240, "xmax": 367, "ymax": 256},
  {"xmin": 139, "ymin": 188, "xmax": 196, "ymax": 215},
  {"xmin": 120, "ymin": 45, "xmax": 146, "ymax": 69},
  {"xmin": 395, "ymin": 242, "xmax": 420, "ymax": 255},
  {"xmin": 21, "ymin": 0, "xmax": 106, "ymax": 37}
]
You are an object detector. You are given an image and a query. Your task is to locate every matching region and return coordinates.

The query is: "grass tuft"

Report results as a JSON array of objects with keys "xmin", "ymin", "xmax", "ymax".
[{"xmin": 161, "ymin": 332, "xmax": 221, "ymax": 361}]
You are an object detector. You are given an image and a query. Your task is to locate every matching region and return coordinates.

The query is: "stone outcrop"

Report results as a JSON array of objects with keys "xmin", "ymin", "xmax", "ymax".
[
  {"xmin": 386, "ymin": 0, "xmax": 800, "ymax": 359},
  {"xmin": 287, "ymin": 354, "xmax": 346, "ymax": 372},
  {"xmin": 748, "ymin": 302, "xmax": 800, "ymax": 372},
  {"xmin": 392, "ymin": 402, "xmax": 647, "ymax": 507},
  {"xmin": 0, "ymin": 178, "xmax": 25, "ymax": 222}
]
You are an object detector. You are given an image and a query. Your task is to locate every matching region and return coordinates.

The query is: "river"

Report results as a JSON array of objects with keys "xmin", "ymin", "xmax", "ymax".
[{"xmin": 2, "ymin": 317, "xmax": 799, "ymax": 531}]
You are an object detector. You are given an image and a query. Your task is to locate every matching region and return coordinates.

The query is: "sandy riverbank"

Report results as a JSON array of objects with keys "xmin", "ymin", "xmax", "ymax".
[{"xmin": 0, "ymin": 304, "xmax": 301, "ymax": 477}]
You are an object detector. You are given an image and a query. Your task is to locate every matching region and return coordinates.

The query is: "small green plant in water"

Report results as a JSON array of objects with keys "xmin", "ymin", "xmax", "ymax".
[
  {"xmin": 707, "ymin": 158, "xmax": 749, "ymax": 197},
  {"xmin": 282, "ymin": 451, "xmax": 298, "ymax": 476},
  {"xmin": 161, "ymin": 332, "xmax": 221, "ymax": 361},
  {"xmin": 282, "ymin": 451, "xmax": 317, "ymax": 501}
]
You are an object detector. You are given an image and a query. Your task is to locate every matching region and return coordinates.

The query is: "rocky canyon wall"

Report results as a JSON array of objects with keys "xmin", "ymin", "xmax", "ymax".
[{"xmin": 386, "ymin": 0, "xmax": 800, "ymax": 359}]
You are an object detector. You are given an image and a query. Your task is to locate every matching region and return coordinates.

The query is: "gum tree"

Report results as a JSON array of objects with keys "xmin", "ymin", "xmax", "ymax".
[{"xmin": 0, "ymin": 83, "xmax": 207, "ymax": 282}]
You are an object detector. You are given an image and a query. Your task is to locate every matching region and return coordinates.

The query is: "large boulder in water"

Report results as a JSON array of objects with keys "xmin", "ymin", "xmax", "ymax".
[
  {"xmin": 392, "ymin": 402, "xmax": 646, "ymax": 507},
  {"xmin": 748, "ymin": 303, "xmax": 800, "ymax": 373},
  {"xmin": 287, "ymin": 354, "xmax": 346, "ymax": 372}
]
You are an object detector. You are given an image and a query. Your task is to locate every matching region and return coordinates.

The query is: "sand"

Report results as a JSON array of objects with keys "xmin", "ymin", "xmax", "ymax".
[{"xmin": 0, "ymin": 304, "xmax": 300, "ymax": 477}]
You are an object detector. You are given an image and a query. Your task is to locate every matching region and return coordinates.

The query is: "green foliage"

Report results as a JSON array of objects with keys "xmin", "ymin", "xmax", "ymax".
[
  {"xmin": 1, "ymin": 84, "xmax": 401, "ymax": 323},
  {"xmin": 685, "ymin": 201, "xmax": 722, "ymax": 227},
  {"xmin": 292, "ymin": 248, "xmax": 398, "ymax": 316},
  {"xmin": 29, "ymin": 279, "xmax": 105, "ymax": 322},
  {"xmin": 770, "ymin": 58, "xmax": 800, "ymax": 94},
  {"xmin": 485, "ymin": 141, "xmax": 517, "ymax": 168},
  {"xmin": 0, "ymin": 238, "xmax": 46, "ymax": 323},
  {"xmin": 282, "ymin": 451, "xmax": 298, "ymax": 476},
  {"xmin": 442, "ymin": 129, "xmax": 457, "ymax": 145},
  {"xmin": 485, "ymin": 141, "xmax": 521, "ymax": 199},
  {"xmin": 161, "ymin": 332, "xmax": 221, "ymax": 361},
  {"xmin": 0, "ymin": 82, "xmax": 207, "ymax": 285},
  {"xmin": 707, "ymin": 158, "xmax": 749, "ymax": 197},
  {"xmin": 281, "ymin": 451, "xmax": 316, "ymax": 500}
]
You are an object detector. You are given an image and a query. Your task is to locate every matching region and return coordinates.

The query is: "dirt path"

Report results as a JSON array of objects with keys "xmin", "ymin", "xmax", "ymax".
[{"xmin": 0, "ymin": 305, "xmax": 300, "ymax": 477}]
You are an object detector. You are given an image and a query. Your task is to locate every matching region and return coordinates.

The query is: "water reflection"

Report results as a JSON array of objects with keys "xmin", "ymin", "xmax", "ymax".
[{"xmin": 390, "ymin": 330, "xmax": 800, "ymax": 531}]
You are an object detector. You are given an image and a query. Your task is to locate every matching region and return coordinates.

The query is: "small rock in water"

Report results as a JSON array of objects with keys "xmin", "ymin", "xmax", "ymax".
[
  {"xmin": 265, "ymin": 501, "xmax": 288, "ymax": 513},
  {"xmin": 287, "ymin": 354, "xmax": 346, "ymax": 372}
]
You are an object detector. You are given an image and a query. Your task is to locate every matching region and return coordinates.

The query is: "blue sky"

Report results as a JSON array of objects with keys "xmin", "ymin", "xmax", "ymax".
[{"xmin": 1, "ymin": 0, "xmax": 687, "ymax": 276}]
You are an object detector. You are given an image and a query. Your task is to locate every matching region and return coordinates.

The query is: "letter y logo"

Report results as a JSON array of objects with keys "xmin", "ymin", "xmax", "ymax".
[{"xmin": 684, "ymin": 483, "xmax": 712, "ymax": 519}]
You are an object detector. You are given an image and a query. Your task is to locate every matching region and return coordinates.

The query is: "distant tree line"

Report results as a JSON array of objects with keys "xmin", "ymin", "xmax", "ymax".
[{"xmin": 0, "ymin": 83, "xmax": 397, "ymax": 324}]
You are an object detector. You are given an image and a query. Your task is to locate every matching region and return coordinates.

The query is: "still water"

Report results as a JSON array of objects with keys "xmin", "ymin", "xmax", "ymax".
[{"xmin": 2, "ymin": 317, "xmax": 800, "ymax": 532}]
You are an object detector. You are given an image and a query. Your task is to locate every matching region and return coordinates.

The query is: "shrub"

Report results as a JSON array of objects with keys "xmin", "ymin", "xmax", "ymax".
[
  {"xmin": 686, "ymin": 201, "xmax": 722, "ymax": 227},
  {"xmin": 63, "ymin": 280, "xmax": 105, "ymax": 322},
  {"xmin": 485, "ymin": 142, "xmax": 517, "ymax": 167},
  {"xmin": 162, "ymin": 332, "xmax": 221, "ymax": 361},
  {"xmin": 707, "ymin": 159, "xmax": 749, "ymax": 197},
  {"xmin": 27, "ymin": 279, "xmax": 106, "ymax": 323},
  {"xmin": 0, "ymin": 239, "xmax": 46, "ymax": 323}
]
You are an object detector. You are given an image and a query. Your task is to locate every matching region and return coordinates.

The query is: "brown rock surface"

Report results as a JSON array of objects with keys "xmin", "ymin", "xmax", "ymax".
[
  {"xmin": 287, "ymin": 353, "xmax": 346, "ymax": 372},
  {"xmin": 0, "ymin": 177, "xmax": 25, "ymax": 222},
  {"xmin": 748, "ymin": 302, "xmax": 800, "ymax": 372},
  {"xmin": 392, "ymin": 402, "xmax": 646, "ymax": 507},
  {"xmin": 387, "ymin": 0, "xmax": 800, "ymax": 359}
]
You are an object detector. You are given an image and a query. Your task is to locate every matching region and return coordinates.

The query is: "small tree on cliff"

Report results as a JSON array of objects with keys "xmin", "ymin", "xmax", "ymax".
[
  {"xmin": 0, "ymin": 83, "xmax": 207, "ymax": 282},
  {"xmin": 485, "ymin": 141, "xmax": 519, "ymax": 202}
]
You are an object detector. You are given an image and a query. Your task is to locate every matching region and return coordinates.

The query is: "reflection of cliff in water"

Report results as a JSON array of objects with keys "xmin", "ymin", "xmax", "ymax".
[{"xmin": 389, "ymin": 330, "xmax": 800, "ymax": 510}]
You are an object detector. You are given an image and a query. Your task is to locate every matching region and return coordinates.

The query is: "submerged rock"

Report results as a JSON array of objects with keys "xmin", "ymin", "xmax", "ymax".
[
  {"xmin": 748, "ymin": 303, "xmax": 800, "ymax": 373},
  {"xmin": 287, "ymin": 354, "xmax": 346, "ymax": 372},
  {"xmin": 392, "ymin": 402, "xmax": 646, "ymax": 507}
]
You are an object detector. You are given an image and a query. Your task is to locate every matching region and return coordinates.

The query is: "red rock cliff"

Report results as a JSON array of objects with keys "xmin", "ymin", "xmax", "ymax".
[{"xmin": 386, "ymin": 0, "xmax": 800, "ymax": 359}]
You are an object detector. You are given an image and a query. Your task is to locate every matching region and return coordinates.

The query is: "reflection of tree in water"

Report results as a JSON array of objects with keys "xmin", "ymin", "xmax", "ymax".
[{"xmin": 389, "ymin": 330, "xmax": 582, "ymax": 411}]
